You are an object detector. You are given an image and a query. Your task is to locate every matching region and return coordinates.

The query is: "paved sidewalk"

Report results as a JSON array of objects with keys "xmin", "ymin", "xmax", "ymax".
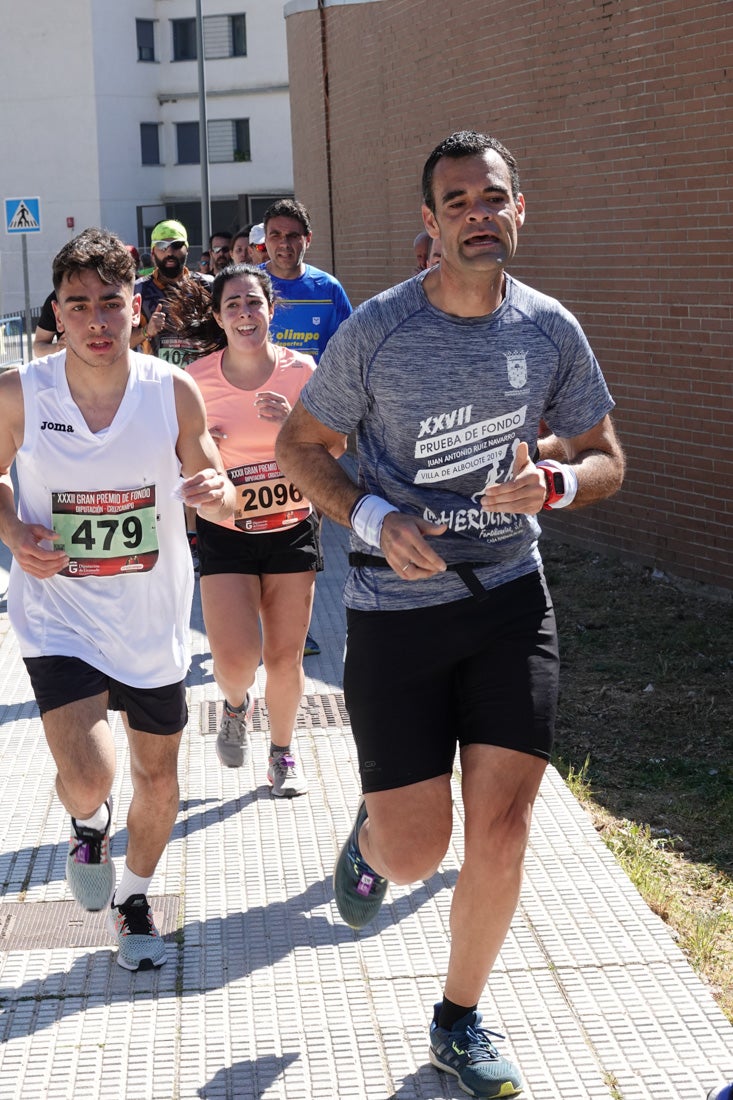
[{"xmin": 0, "ymin": 520, "xmax": 731, "ymax": 1099}]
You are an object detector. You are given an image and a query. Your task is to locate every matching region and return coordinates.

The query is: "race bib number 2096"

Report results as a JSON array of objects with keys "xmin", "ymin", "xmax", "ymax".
[{"xmin": 230, "ymin": 460, "xmax": 311, "ymax": 533}]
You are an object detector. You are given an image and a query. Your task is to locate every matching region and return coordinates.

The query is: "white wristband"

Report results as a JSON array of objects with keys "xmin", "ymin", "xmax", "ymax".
[
  {"xmin": 350, "ymin": 494, "xmax": 398, "ymax": 548},
  {"xmin": 537, "ymin": 460, "xmax": 579, "ymax": 508}
]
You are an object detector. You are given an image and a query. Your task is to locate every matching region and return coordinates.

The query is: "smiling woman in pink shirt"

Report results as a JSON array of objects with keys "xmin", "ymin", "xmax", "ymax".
[{"xmin": 185, "ymin": 265, "xmax": 342, "ymax": 795}]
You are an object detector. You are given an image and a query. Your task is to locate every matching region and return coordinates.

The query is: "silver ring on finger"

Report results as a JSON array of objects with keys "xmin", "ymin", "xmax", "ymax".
[{"xmin": 402, "ymin": 561, "xmax": 411, "ymax": 572}]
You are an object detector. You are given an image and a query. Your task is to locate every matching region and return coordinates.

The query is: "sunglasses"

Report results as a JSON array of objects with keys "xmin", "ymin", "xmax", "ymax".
[
  {"xmin": 250, "ymin": 243, "xmax": 267, "ymax": 252},
  {"xmin": 154, "ymin": 240, "xmax": 186, "ymax": 251},
  {"xmin": 212, "ymin": 245, "xmax": 231, "ymax": 255}
]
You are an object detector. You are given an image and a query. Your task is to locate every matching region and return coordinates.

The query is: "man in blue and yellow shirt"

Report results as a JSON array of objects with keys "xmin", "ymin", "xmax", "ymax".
[{"xmin": 261, "ymin": 199, "xmax": 352, "ymax": 364}]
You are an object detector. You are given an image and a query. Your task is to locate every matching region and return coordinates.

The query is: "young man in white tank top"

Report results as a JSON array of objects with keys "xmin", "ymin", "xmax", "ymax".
[{"xmin": 0, "ymin": 228, "xmax": 235, "ymax": 971}]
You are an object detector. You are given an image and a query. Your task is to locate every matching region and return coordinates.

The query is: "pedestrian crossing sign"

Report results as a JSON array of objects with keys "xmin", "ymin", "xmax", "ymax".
[{"xmin": 5, "ymin": 197, "xmax": 41, "ymax": 234}]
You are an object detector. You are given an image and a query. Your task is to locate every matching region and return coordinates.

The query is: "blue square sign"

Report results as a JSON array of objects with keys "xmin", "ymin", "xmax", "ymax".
[{"xmin": 5, "ymin": 197, "xmax": 41, "ymax": 234}]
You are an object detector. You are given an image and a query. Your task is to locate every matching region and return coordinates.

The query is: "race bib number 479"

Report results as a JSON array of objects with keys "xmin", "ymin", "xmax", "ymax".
[{"xmin": 51, "ymin": 486, "xmax": 159, "ymax": 577}]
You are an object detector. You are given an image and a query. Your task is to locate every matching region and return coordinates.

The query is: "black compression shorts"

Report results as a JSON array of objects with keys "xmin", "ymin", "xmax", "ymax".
[{"xmin": 343, "ymin": 570, "xmax": 559, "ymax": 793}]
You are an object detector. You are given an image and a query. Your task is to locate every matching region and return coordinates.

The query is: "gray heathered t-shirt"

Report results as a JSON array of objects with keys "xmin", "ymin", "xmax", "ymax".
[{"xmin": 300, "ymin": 271, "xmax": 615, "ymax": 611}]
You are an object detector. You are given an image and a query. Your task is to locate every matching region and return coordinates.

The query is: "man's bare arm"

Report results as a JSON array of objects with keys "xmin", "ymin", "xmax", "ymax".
[
  {"xmin": 275, "ymin": 400, "xmax": 357, "ymax": 527},
  {"xmin": 173, "ymin": 372, "xmax": 236, "ymax": 521},
  {"xmin": 0, "ymin": 371, "xmax": 70, "ymax": 577},
  {"xmin": 32, "ymin": 325, "xmax": 65, "ymax": 359},
  {"xmin": 131, "ymin": 302, "xmax": 166, "ymax": 350},
  {"xmin": 482, "ymin": 414, "xmax": 625, "ymax": 515},
  {"xmin": 0, "ymin": 371, "xmax": 24, "ymax": 546},
  {"xmin": 277, "ymin": 401, "xmax": 447, "ymax": 580},
  {"xmin": 559, "ymin": 413, "xmax": 625, "ymax": 508}
]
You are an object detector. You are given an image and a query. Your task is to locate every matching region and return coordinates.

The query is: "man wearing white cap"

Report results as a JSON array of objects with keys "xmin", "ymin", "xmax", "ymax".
[
  {"xmin": 232, "ymin": 223, "xmax": 266, "ymax": 265},
  {"xmin": 247, "ymin": 223, "xmax": 268, "ymax": 264}
]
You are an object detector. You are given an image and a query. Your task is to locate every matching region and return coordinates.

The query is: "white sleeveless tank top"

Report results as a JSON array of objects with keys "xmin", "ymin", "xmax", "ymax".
[{"xmin": 9, "ymin": 351, "xmax": 193, "ymax": 687}]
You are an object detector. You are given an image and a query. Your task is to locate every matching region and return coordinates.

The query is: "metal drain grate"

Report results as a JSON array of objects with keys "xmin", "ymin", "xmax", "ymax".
[
  {"xmin": 200, "ymin": 691, "xmax": 350, "ymax": 735},
  {"xmin": 0, "ymin": 895, "xmax": 180, "ymax": 950}
]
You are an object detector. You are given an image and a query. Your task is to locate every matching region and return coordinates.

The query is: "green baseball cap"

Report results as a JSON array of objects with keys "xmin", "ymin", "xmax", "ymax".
[{"xmin": 151, "ymin": 219, "xmax": 188, "ymax": 246}]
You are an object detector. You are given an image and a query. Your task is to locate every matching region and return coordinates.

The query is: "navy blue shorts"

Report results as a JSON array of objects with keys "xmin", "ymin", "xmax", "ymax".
[
  {"xmin": 23, "ymin": 655, "xmax": 187, "ymax": 735},
  {"xmin": 343, "ymin": 570, "xmax": 559, "ymax": 793}
]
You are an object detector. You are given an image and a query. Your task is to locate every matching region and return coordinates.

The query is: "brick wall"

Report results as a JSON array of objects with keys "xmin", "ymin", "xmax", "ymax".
[{"xmin": 285, "ymin": 0, "xmax": 733, "ymax": 591}]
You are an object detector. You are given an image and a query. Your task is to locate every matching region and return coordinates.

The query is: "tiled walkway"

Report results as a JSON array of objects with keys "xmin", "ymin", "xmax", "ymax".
[{"xmin": 0, "ymin": 521, "xmax": 730, "ymax": 1098}]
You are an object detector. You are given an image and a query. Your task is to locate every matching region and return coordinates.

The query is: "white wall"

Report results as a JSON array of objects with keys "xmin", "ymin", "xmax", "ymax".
[
  {"xmin": 91, "ymin": 2, "xmax": 164, "ymax": 246},
  {"xmin": 0, "ymin": 0, "xmax": 294, "ymax": 315},
  {"xmin": 0, "ymin": 0, "xmax": 101, "ymax": 313},
  {"xmin": 153, "ymin": 0, "xmax": 293, "ymax": 219}
]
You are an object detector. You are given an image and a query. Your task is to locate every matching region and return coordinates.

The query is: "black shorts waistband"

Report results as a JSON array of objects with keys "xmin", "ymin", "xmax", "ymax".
[{"xmin": 348, "ymin": 551, "xmax": 493, "ymax": 600}]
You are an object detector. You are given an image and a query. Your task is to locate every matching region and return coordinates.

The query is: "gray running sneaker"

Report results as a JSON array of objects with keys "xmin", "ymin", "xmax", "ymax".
[
  {"xmin": 66, "ymin": 797, "xmax": 116, "ymax": 912},
  {"xmin": 108, "ymin": 893, "xmax": 166, "ymax": 971},
  {"xmin": 267, "ymin": 750, "xmax": 309, "ymax": 798},
  {"xmin": 333, "ymin": 799, "xmax": 388, "ymax": 929},
  {"xmin": 216, "ymin": 695, "xmax": 253, "ymax": 768}
]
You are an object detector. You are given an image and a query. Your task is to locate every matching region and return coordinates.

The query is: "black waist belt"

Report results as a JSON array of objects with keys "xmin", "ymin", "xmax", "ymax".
[{"xmin": 348, "ymin": 552, "xmax": 491, "ymax": 600}]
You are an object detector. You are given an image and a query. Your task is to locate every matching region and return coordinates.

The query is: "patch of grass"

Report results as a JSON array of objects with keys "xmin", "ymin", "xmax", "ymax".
[
  {"xmin": 603, "ymin": 819, "xmax": 677, "ymax": 919},
  {"xmin": 546, "ymin": 539, "xmax": 733, "ymax": 1021},
  {"xmin": 556, "ymin": 753, "xmax": 593, "ymax": 800},
  {"xmin": 602, "ymin": 1070, "xmax": 623, "ymax": 1100}
]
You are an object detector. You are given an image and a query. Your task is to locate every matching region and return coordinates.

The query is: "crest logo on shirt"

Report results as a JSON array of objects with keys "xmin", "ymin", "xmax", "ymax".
[
  {"xmin": 312, "ymin": 316, "xmax": 321, "ymax": 325},
  {"xmin": 505, "ymin": 351, "xmax": 528, "ymax": 389}
]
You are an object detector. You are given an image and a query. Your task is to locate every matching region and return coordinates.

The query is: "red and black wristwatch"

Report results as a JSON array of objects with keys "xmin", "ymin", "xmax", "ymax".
[
  {"xmin": 539, "ymin": 464, "xmax": 566, "ymax": 510},
  {"xmin": 536, "ymin": 458, "xmax": 581, "ymax": 510}
]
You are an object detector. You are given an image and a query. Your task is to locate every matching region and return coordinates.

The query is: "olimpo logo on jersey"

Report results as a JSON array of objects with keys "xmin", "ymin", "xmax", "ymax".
[{"xmin": 273, "ymin": 328, "xmax": 318, "ymax": 345}]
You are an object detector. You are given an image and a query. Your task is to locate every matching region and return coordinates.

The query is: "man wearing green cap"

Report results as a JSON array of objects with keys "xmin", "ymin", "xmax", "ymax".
[
  {"xmin": 133, "ymin": 219, "xmax": 215, "ymax": 565},
  {"xmin": 132, "ymin": 219, "xmax": 213, "ymax": 368}
]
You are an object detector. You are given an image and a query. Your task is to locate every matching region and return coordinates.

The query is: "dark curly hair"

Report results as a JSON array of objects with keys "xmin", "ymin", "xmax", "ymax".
[
  {"xmin": 163, "ymin": 264, "xmax": 277, "ymax": 356},
  {"xmin": 52, "ymin": 228, "xmax": 136, "ymax": 292},
  {"xmin": 262, "ymin": 199, "xmax": 311, "ymax": 235}
]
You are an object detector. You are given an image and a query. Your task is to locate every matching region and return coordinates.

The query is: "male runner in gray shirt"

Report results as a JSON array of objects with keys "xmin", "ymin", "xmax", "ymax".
[{"xmin": 277, "ymin": 130, "xmax": 624, "ymax": 1099}]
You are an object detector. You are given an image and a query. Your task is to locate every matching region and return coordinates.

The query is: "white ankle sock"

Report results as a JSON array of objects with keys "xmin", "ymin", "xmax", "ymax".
[
  {"xmin": 76, "ymin": 802, "xmax": 109, "ymax": 832},
  {"xmin": 114, "ymin": 864, "xmax": 153, "ymax": 907}
]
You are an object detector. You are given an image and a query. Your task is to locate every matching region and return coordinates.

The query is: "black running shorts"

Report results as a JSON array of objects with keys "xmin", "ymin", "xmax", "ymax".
[
  {"xmin": 23, "ymin": 655, "xmax": 187, "ymax": 735},
  {"xmin": 196, "ymin": 513, "xmax": 323, "ymax": 576},
  {"xmin": 343, "ymin": 570, "xmax": 559, "ymax": 793}
]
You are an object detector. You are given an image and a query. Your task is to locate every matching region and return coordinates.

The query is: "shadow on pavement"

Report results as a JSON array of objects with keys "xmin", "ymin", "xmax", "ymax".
[{"xmin": 0, "ymin": 871, "xmax": 457, "ymax": 1041}]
